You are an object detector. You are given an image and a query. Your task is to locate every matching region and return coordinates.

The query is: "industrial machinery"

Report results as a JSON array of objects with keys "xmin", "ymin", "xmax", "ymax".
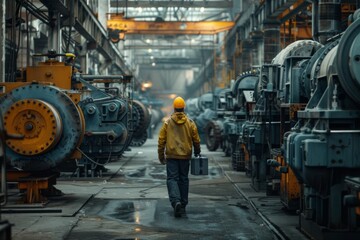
[
  {"xmin": 204, "ymin": 87, "xmax": 231, "ymax": 153},
  {"xmin": 186, "ymin": 93, "xmax": 216, "ymax": 143},
  {"xmin": 0, "ymin": 50, "xmax": 138, "ymax": 200},
  {"xmin": 263, "ymin": 39, "xmax": 324, "ymax": 200},
  {"xmin": 0, "ymin": 52, "xmax": 86, "ymax": 173},
  {"xmin": 147, "ymin": 103, "xmax": 165, "ymax": 140},
  {"xmin": 219, "ymin": 87, "xmax": 237, "ymax": 157},
  {"xmin": 227, "ymin": 72, "xmax": 258, "ymax": 171},
  {"xmin": 70, "ymin": 73, "xmax": 135, "ymax": 177},
  {"xmin": 0, "ymin": 111, "xmax": 12, "ymax": 239},
  {"xmin": 240, "ymin": 40, "xmax": 322, "ymax": 192},
  {"xmin": 129, "ymin": 99, "xmax": 151, "ymax": 147},
  {"xmin": 283, "ymin": 14, "xmax": 360, "ymax": 239}
]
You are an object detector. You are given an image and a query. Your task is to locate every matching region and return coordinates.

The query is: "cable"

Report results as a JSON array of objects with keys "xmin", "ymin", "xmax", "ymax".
[{"xmin": 76, "ymin": 144, "xmax": 113, "ymax": 167}]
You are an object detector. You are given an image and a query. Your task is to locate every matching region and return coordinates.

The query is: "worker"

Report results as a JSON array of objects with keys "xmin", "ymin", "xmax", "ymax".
[{"xmin": 158, "ymin": 96, "xmax": 201, "ymax": 217}]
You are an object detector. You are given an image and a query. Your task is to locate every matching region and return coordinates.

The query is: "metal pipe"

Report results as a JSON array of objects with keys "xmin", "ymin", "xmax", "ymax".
[
  {"xmin": 312, "ymin": 129, "xmax": 360, "ymax": 133},
  {"xmin": 85, "ymin": 131, "xmax": 115, "ymax": 136},
  {"xmin": 80, "ymin": 75, "xmax": 124, "ymax": 80},
  {"xmin": 0, "ymin": 0, "xmax": 6, "ymax": 208},
  {"xmin": 311, "ymin": 0, "xmax": 319, "ymax": 41}
]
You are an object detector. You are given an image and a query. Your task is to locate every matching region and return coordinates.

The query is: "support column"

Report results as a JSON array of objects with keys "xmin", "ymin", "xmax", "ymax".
[
  {"xmin": 48, "ymin": 11, "xmax": 62, "ymax": 53},
  {"xmin": 318, "ymin": 0, "xmax": 342, "ymax": 44},
  {"xmin": 251, "ymin": 30, "xmax": 263, "ymax": 67},
  {"xmin": 240, "ymin": 40, "xmax": 252, "ymax": 72},
  {"xmin": 263, "ymin": 22, "xmax": 280, "ymax": 64},
  {"xmin": 0, "ymin": 0, "xmax": 5, "ymax": 83}
]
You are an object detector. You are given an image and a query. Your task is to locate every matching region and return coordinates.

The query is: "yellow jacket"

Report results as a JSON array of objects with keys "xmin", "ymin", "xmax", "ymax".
[{"xmin": 158, "ymin": 112, "xmax": 201, "ymax": 162}]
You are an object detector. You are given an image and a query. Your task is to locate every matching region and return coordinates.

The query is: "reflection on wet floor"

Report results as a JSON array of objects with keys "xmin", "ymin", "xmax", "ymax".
[
  {"xmin": 4, "ymin": 138, "xmax": 295, "ymax": 240},
  {"xmin": 123, "ymin": 163, "xmax": 221, "ymax": 181},
  {"xmin": 101, "ymin": 200, "xmax": 157, "ymax": 225}
]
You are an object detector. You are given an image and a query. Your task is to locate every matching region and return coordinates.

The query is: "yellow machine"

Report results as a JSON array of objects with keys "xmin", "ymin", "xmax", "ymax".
[
  {"xmin": 0, "ymin": 51, "xmax": 84, "ymax": 203},
  {"xmin": 275, "ymin": 103, "xmax": 305, "ymax": 210}
]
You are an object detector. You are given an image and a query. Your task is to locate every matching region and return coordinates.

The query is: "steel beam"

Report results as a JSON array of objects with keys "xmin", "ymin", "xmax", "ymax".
[
  {"xmin": 108, "ymin": 14, "xmax": 234, "ymax": 35},
  {"xmin": 75, "ymin": 0, "xmax": 131, "ymax": 73},
  {"xmin": 124, "ymin": 44, "xmax": 215, "ymax": 50},
  {"xmin": 278, "ymin": 0, "xmax": 310, "ymax": 24},
  {"xmin": 136, "ymin": 58, "xmax": 202, "ymax": 65},
  {"xmin": 40, "ymin": 0, "xmax": 68, "ymax": 17},
  {"xmin": 225, "ymin": 0, "xmax": 309, "ymax": 55},
  {"xmin": 110, "ymin": 0, "xmax": 233, "ymax": 8},
  {"xmin": 115, "ymin": 21, "xmax": 234, "ymax": 35},
  {"xmin": 39, "ymin": 0, "xmax": 130, "ymax": 74}
]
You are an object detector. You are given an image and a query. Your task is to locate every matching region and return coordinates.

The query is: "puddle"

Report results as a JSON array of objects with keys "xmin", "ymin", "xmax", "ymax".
[
  {"xmin": 125, "ymin": 165, "xmax": 220, "ymax": 181},
  {"xmin": 125, "ymin": 165, "xmax": 166, "ymax": 180},
  {"xmin": 99, "ymin": 200, "xmax": 157, "ymax": 225}
]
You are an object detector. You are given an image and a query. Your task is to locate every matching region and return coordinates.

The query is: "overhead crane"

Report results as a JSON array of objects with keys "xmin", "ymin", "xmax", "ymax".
[
  {"xmin": 107, "ymin": 13, "xmax": 234, "ymax": 42},
  {"xmin": 109, "ymin": 0, "xmax": 233, "ymax": 8}
]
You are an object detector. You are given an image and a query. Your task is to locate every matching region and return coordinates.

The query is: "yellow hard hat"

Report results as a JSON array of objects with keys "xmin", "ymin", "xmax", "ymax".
[{"xmin": 173, "ymin": 96, "xmax": 186, "ymax": 109}]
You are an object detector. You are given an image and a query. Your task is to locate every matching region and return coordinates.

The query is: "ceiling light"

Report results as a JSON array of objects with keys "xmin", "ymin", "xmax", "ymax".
[
  {"xmin": 169, "ymin": 94, "xmax": 177, "ymax": 99},
  {"xmin": 141, "ymin": 81, "xmax": 153, "ymax": 89},
  {"xmin": 152, "ymin": 62, "xmax": 156, "ymax": 66},
  {"xmin": 200, "ymin": 7, "xmax": 205, "ymax": 13},
  {"xmin": 146, "ymin": 39, "xmax": 151, "ymax": 43},
  {"xmin": 148, "ymin": 48, "xmax": 152, "ymax": 53},
  {"xmin": 150, "ymin": 56, "xmax": 154, "ymax": 59},
  {"xmin": 137, "ymin": 7, "xmax": 142, "ymax": 13}
]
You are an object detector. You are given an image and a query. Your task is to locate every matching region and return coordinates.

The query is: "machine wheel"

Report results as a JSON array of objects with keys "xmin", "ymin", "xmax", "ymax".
[
  {"xmin": 132, "ymin": 100, "xmax": 151, "ymax": 137},
  {"xmin": 204, "ymin": 121, "xmax": 222, "ymax": 151},
  {"xmin": 130, "ymin": 131, "xmax": 148, "ymax": 147},
  {"xmin": 0, "ymin": 84, "xmax": 84, "ymax": 171},
  {"xmin": 337, "ymin": 18, "xmax": 360, "ymax": 104}
]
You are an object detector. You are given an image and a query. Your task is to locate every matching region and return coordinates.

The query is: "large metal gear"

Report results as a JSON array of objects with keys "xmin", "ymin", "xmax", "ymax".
[
  {"xmin": 130, "ymin": 131, "xmax": 148, "ymax": 147},
  {"xmin": 0, "ymin": 84, "xmax": 84, "ymax": 171},
  {"xmin": 131, "ymin": 100, "xmax": 151, "ymax": 138}
]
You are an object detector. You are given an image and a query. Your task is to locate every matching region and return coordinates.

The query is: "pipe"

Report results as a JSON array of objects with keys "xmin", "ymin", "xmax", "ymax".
[
  {"xmin": 311, "ymin": 0, "xmax": 319, "ymax": 42},
  {"xmin": 80, "ymin": 75, "xmax": 125, "ymax": 80},
  {"xmin": 84, "ymin": 130, "xmax": 119, "ymax": 142},
  {"xmin": 312, "ymin": 129, "xmax": 360, "ymax": 134}
]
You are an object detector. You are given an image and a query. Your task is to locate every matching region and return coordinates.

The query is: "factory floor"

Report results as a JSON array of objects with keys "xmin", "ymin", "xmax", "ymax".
[{"xmin": 2, "ymin": 135, "xmax": 309, "ymax": 240}]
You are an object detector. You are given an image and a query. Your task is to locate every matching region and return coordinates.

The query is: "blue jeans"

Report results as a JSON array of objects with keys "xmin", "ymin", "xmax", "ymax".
[{"xmin": 166, "ymin": 159, "xmax": 190, "ymax": 208}]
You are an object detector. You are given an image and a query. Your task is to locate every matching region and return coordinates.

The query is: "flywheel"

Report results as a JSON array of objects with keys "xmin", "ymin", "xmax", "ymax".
[
  {"xmin": 0, "ymin": 84, "xmax": 84, "ymax": 171},
  {"xmin": 4, "ymin": 99, "xmax": 62, "ymax": 156}
]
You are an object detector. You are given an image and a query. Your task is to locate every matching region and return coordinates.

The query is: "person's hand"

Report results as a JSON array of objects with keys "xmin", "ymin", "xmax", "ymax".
[{"xmin": 159, "ymin": 158, "xmax": 167, "ymax": 165}]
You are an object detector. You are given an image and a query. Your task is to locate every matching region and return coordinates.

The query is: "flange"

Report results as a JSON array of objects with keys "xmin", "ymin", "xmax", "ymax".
[
  {"xmin": 0, "ymin": 84, "xmax": 84, "ymax": 171},
  {"xmin": 4, "ymin": 99, "xmax": 62, "ymax": 156}
]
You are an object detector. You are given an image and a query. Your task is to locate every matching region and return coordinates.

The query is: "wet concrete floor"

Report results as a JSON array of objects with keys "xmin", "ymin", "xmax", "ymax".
[{"xmin": 2, "ymin": 136, "xmax": 309, "ymax": 240}]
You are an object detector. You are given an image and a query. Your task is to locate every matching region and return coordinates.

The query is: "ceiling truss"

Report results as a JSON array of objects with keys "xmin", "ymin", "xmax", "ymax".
[{"xmin": 110, "ymin": 0, "xmax": 233, "ymax": 8}]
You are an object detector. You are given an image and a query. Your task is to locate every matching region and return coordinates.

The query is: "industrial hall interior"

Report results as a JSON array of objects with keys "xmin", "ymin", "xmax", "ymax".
[{"xmin": 1, "ymin": 0, "xmax": 360, "ymax": 239}]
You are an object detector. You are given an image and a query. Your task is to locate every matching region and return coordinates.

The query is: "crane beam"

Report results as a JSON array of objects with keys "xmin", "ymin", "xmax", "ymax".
[
  {"xmin": 107, "ymin": 14, "xmax": 234, "ymax": 40},
  {"xmin": 109, "ymin": 0, "xmax": 233, "ymax": 8}
]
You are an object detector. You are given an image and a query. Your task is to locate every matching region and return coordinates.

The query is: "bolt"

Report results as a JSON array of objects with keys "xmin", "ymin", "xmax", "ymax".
[{"xmin": 25, "ymin": 123, "xmax": 34, "ymax": 131}]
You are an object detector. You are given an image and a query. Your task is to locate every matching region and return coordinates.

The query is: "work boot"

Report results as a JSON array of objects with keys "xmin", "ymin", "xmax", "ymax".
[
  {"xmin": 180, "ymin": 207, "xmax": 186, "ymax": 215},
  {"xmin": 174, "ymin": 202, "xmax": 181, "ymax": 217}
]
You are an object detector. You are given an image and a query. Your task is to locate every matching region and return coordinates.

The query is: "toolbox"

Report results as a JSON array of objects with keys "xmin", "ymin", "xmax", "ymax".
[{"xmin": 191, "ymin": 155, "xmax": 208, "ymax": 175}]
